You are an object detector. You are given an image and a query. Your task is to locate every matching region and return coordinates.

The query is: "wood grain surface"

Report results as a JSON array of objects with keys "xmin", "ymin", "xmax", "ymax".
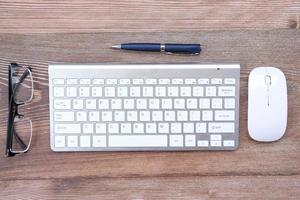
[
  {"xmin": 0, "ymin": 0, "xmax": 300, "ymax": 33},
  {"xmin": 0, "ymin": 30, "xmax": 299, "ymax": 199}
]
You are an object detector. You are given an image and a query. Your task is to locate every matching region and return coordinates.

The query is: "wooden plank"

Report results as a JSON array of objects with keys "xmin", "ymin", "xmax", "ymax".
[
  {"xmin": 1, "ymin": 176, "xmax": 300, "ymax": 199},
  {"xmin": 0, "ymin": 0, "xmax": 299, "ymax": 33}
]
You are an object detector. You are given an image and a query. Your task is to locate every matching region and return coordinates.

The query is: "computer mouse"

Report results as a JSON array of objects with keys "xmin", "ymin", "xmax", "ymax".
[{"xmin": 248, "ymin": 67, "xmax": 287, "ymax": 142}]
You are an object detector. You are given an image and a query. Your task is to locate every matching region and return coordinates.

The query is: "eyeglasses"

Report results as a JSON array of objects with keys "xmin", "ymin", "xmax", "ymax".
[{"xmin": 6, "ymin": 63, "xmax": 34, "ymax": 157}]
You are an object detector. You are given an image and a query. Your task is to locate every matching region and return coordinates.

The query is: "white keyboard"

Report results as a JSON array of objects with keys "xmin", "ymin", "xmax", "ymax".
[{"xmin": 49, "ymin": 64, "xmax": 240, "ymax": 151}]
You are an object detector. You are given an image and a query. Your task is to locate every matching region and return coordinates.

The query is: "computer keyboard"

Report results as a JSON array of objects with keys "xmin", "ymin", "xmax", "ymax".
[{"xmin": 49, "ymin": 64, "xmax": 240, "ymax": 151}]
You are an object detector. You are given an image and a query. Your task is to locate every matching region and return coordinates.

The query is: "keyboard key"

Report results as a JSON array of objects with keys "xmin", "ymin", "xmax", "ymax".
[
  {"xmin": 152, "ymin": 111, "xmax": 163, "ymax": 121},
  {"xmin": 198, "ymin": 79, "xmax": 209, "ymax": 84},
  {"xmin": 93, "ymin": 136, "xmax": 107, "ymax": 147},
  {"xmin": 54, "ymin": 112, "xmax": 74, "ymax": 121},
  {"xmin": 108, "ymin": 123, "xmax": 119, "ymax": 133},
  {"xmin": 55, "ymin": 136, "xmax": 65, "ymax": 147},
  {"xmin": 79, "ymin": 87, "xmax": 89, "ymax": 97},
  {"xmin": 102, "ymin": 111, "xmax": 112, "ymax": 121},
  {"xmin": 180, "ymin": 86, "xmax": 191, "ymax": 97},
  {"xmin": 105, "ymin": 87, "xmax": 115, "ymax": 97},
  {"xmin": 168, "ymin": 87, "xmax": 179, "ymax": 97},
  {"xmin": 183, "ymin": 123, "xmax": 194, "ymax": 133},
  {"xmin": 158, "ymin": 123, "xmax": 169, "ymax": 133},
  {"xmin": 211, "ymin": 78, "xmax": 222, "ymax": 84},
  {"xmin": 165, "ymin": 111, "xmax": 175, "ymax": 121},
  {"xmin": 155, "ymin": 87, "xmax": 166, "ymax": 97},
  {"xmin": 174, "ymin": 99, "xmax": 185, "ymax": 109},
  {"xmin": 120, "ymin": 79, "xmax": 130, "ymax": 84},
  {"xmin": 185, "ymin": 135, "xmax": 196, "ymax": 147},
  {"xmin": 205, "ymin": 86, "xmax": 216, "ymax": 96},
  {"xmin": 99, "ymin": 99, "xmax": 109, "ymax": 109},
  {"xmin": 215, "ymin": 110, "xmax": 235, "ymax": 121},
  {"xmin": 106, "ymin": 79, "xmax": 117, "ymax": 84},
  {"xmin": 80, "ymin": 136, "xmax": 91, "ymax": 147},
  {"xmin": 146, "ymin": 79, "xmax": 157, "ymax": 84},
  {"xmin": 121, "ymin": 123, "xmax": 131, "ymax": 133},
  {"xmin": 197, "ymin": 140, "xmax": 209, "ymax": 147},
  {"xmin": 130, "ymin": 87, "xmax": 141, "ymax": 97},
  {"xmin": 109, "ymin": 135, "xmax": 167, "ymax": 147},
  {"xmin": 67, "ymin": 136, "xmax": 78, "ymax": 147},
  {"xmin": 117, "ymin": 87, "xmax": 128, "ymax": 97},
  {"xmin": 92, "ymin": 87, "xmax": 102, "ymax": 97},
  {"xmin": 73, "ymin": 99, "xmax": 84, "ymax": 109},
  {"xmin": 93, "ymin": 79, "xmax": 104, "ymax": 85},
  {"xmin": 177, "ymin": 111, "xmax": 188, "ymax": 121},
  {"xmin": 80, "ymin": 79, "xmax": 91, "ymax": 85},
  {"xmin": 54, "ymin": 99, "xmax": 71, "ymax": 109},
  {"xmin": 53, "ymin": 79, "xmax": 64, "ymax": 85},
  {"xmin": 223, "ymin": 140, "xmax": 235, "ymax": 147},
  {"xmin": 199, "ymin": 98, "xmax": 210, "ymax": 109},
  {"xmin": 172, "ymin": 79, "xmax": 183, "ymax": 84},
  {"xmin": 170, "ymin": 135, "xmax": 183, "ymax": 147},
  {"xmin": 210, "ymin": 134, "xmax": 222, "ymax": 141},
  {"xmin": 133, "ymin": 79, "xmax": 144, "ymax": 84},
  {"xmin": 53, "ymin": 87, "xmax": 64, "ymax": 97},
  {"xmin": 185, "ymin": 79, "xmax": 196, "ymax": 84},
  {"xmin": 86, "ymin": 99, "xmax": 97, "ymax": 109},
  {"xmin": 143, "ymin": 87, "xmax": 153, "ymax": 97},
  {"xmin": 146, "ymin": 123, "xmax": 157, "ymax": 133},
  {"xmin": 133, "ymin": 123, "xmax": 144, "ymax": 133},
  {"xmin": 218, "ymin": 86, "xmax": 235, "ymax": 96},
  {"xmin": 137, "ymin": 99, "xmax": 147, "ymax": 109},
  {"xmin": 187, "ymin": 99, "xmax": 197, "ymax": 109},
  {"xmin": 159, "ymin": 79, "xmax": 170, "ymax": 84},
  {"xmin": 210, "ymin": 140, "xmax": 222, "ymax": 147},
  {"xmin": 83, "ymin": 123, "xmax": 93, "ymax": 133},
  {"xmin": 208, "ymin": 122, "xmax": 234, "ymax": 133},
  {"xmin": 96, "ymin": 124, "xmax": 106, "ymax": 134},
  {"xmin": 193, "ymin": 87, "xmax": 204, "ymax": 96},
  {"xmin": 114, "ymin": 111, "xmax": 125, "ymax": 121},
  {"xmin": 140, "ymin": 111, "xmax": 150, "ymax": 121},
  {"xmin": 89, "ymin": 111, "xmax": 100, "ymax": 121},
  {"xmin": 224, "ymin": 78, "xmax": 236, "ymax": 84},
  {"xmin": 190, "ymin": 111, "xmax": 201, "ymax": 121},
  {"xmin": 111, "ymin": 99, "xmax": 122, "ymax": 109},
  {"xmin": 127, "ymin": 111, "xmax": 138, "ymax": 121},
  {"xmin": 212, "ymin": 98, "xmax": 222, "ymax": 109},
  {"xmin": 77, "ymin": 111, "xmax": 87, "ymax": 121},
  {"xmin": 171, "ymin": 123, "xmax": 181, "ymax": 133},
  {"xmin": 162, "ymin": 99, "xmax": 172, "ymax": 109},
  {"xmin": 124, "ymin": 99, "xmax": 134, "ymax": 109},
  {"xmin": 55, "ymin": 124, "xmax": 81, "ymax": 134},
  {"xmin": 196, "ymin": 123, "xmax": 206, "ymax": 133},
  {"xmin": 224, "ymin": 98, "xmax": 235, "ymax": 109},
  {"xmin": 149, "ymin": 99, "xmax": 159, "ymax": 109},
  {"xmin": 66, "ymin": 87, "xmax": 77, "ymax": 97},
  {"xmin": 67, "ymin": 79, "xmax": 78, "ymax": 85},
  {"xmin": 202, "ymin": 110, "xmax": 213, "ymax": 121}
]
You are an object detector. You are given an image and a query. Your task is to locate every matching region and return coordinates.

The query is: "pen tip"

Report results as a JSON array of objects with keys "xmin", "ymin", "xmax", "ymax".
[{"xmin": 111, "ymin": 44, "xmax": 121, "ymax": 49}]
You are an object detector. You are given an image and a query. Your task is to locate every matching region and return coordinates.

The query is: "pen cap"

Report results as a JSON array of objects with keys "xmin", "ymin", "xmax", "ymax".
[{"xmin": 165, "ymin": 43, "xmax": 201, "ymax": 54}]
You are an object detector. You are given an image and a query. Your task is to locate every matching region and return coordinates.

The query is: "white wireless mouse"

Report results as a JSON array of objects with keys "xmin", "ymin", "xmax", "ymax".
[{"xmin": 248, "ymin": 67, "xmax": 288, "ymax": 142}]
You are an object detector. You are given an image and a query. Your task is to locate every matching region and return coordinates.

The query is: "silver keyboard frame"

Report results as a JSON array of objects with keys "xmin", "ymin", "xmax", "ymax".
[{"xmin": 49, "ymin": 64, "xmax": 240, "ymax": 151}]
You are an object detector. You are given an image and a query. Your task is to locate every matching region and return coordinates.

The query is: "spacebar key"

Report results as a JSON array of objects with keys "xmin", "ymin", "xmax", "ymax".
[{"xmin": 109, "ymin": 135, "xmax": 168, "ymax": 147}]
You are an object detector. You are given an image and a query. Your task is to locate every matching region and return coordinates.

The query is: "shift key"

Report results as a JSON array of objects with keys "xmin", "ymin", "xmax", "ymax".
[
  {"xmin": 208, "ymin": 123, "xmax": 234, "ymax": 133},
  {"xmin": 55, "ymin": 124, "xmax": 81, "ymax": 134}
]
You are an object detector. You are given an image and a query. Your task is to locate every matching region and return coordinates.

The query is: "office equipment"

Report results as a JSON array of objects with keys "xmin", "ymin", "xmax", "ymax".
[
  {"xmin": 6, "ymin": 63, "xmax": 33, "ymax": 157},
  {"xmin": 248, "ymin": 67, "xmax": 287, "ymax": 142},
  {"xmin": 49, "ymin": 64, "xmax": 240, "ymax": 151},
  {"xmin": 112, "ymin": 43, "xmax": 201, "ymax": 55}
]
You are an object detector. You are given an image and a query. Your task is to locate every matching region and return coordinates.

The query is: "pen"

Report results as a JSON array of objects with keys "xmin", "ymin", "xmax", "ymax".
[{"xmin": 111, "ymin": 43, "xmax": 201, "ymax": 55}]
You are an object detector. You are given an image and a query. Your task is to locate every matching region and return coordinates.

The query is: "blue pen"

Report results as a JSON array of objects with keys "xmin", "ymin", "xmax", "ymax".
[{"xmin": 112, "ymin": 43, "xmax": 201, "ymax": 55}]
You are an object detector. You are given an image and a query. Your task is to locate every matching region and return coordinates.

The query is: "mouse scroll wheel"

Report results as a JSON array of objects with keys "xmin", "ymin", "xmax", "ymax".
[{"xmin": 265, "ymin": 75, "xmax": 271, "ymax": 86}]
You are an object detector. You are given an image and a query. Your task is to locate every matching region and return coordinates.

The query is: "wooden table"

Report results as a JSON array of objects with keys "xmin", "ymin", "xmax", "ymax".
[{"xmin": 0, "ymin": 1, "xmax": 299, "ymax": 199}]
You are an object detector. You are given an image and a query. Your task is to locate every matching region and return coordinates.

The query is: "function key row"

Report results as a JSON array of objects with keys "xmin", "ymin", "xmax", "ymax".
[{"xmin": 53, "ymin": 78, "xmax": 236, "ymax": 85}]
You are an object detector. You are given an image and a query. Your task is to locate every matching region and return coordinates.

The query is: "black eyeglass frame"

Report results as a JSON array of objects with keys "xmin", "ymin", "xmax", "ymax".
[{"xmin": 6, "ymin": 63, "xmax": 33, "ymax": 157}]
